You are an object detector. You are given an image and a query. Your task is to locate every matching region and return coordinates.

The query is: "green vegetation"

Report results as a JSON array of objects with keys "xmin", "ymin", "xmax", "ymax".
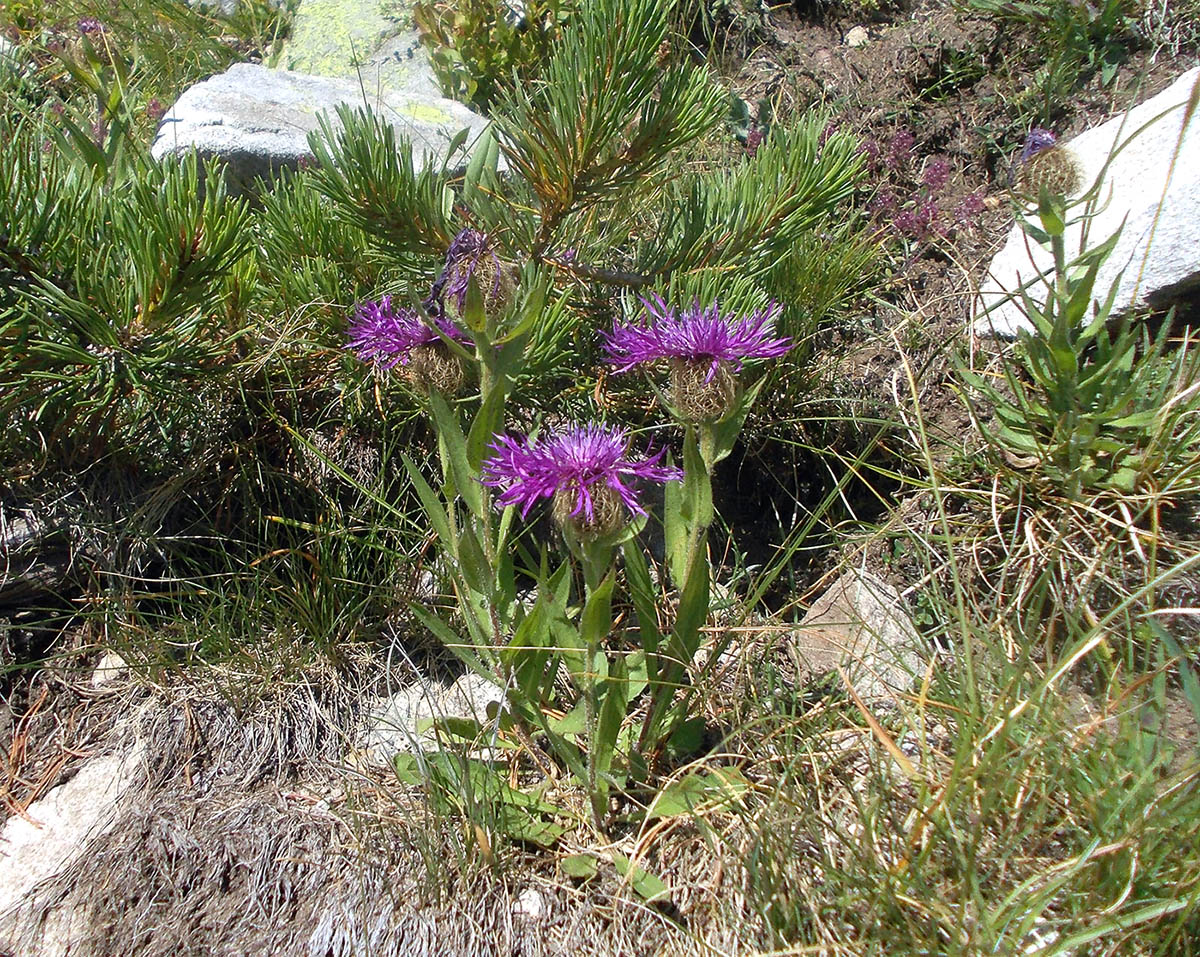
[{"xmin": 2, "ymin": 0, "xmax": 1198, "ymax": 951}]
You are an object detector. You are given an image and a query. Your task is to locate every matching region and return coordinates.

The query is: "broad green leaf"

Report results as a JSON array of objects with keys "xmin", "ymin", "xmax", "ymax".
[
  {"xmin": 593, "ymin": 654, "xmax": 629, "ymax": 790},
  {"xmin": 645, "ymin": 767, "xmax": 750, "ymax": 820},
  {"xmin": 561, "ymin": 853, "xmax": 599, "ymax": 880},
  {"xmin": 612, "ymin": 853, "xmax": 671, "ymax": 903}
]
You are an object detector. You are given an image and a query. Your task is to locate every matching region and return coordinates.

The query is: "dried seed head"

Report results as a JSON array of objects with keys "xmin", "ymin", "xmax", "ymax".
[
  {"xmin": 405, "ymin": 342, "xmax": 465, "ymax": 396},
  {"xmin": 1014, "ymin": 145, "xmax": 1082, "ymax": 199},
  {"xmin": 552, "ymin": 482, "xmax": 627, "ymax": 542},
  {"xmin": 669, "ymin": 358, "xmax": 739, "ymax": 423}
]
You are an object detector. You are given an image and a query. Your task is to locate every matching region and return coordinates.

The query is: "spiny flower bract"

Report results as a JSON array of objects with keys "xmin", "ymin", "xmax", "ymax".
[
  {"xmin": 481, "ymin": 423, "xmax": 682, "ymax": 525},
  {"xmin": 603, "ymin": 295, "xmax": 792, "ymax": 382},
  {"xmin": 346, "ymin": 295, "xmax": 472, "ymax": 369}
]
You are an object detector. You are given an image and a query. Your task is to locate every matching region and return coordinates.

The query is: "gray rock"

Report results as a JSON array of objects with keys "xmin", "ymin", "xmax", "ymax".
[
  {"xmin": 187, "ymin": 0, "xmax": 287, "ymax": 15},
  {"xmin": 355, "ymin": 672, "xmax": 505, "ymax": 763},
  {"xmin": 975, "ymin": 67, "xmax": 1200, "ymax": 337},
  {"xmin": 0, "ymin": 508, "xmax": 72, "ymax": 607},
  {"xmin": 150, "ymin": 62, "xmax": 491, "ymax": 192},
  {"xmin": 788, "ymin": 569, "xmax": 923, "ymax": 700},
  {"xmin": 0, "ymin": 740, "xmax": 146, "ymax": 956},
  {"xmin": 281, "ymin": 0, "xmax": 441, "ymax": 99}
]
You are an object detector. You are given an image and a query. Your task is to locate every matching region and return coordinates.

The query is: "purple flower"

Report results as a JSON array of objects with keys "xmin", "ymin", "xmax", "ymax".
[
  {"xmin": 886, "ymin": 129, "xmax": 915, "ymax": 171},
  {"xmin": 922, "ymin": 158, "xmax": 950, "ymax": 192},
  {"xmin": 77, "ymin": 17, "xmax": 104, "ymax": 33},
  {"xmin": 1020, "ymin": 128, "xmax": 1057, "ymax": 162},
  {"xmin": 955, "ymin": 189, "xmax": 985, "ymax": 225},
  {"xmin": 481, "ymin": 424, "xmax": 682, "ymax": 528},
  {"xmin": 858, "ymin": 137, "xmax": 880, "ymax": 172},
  {"xmin": 146, "ymin": 98, "xmax": 166, "ymax": 123},
  {"xmin": 431, "ymin": 227, "xmax": 504, "ymax": 314},
  {"xmin": 346, "ymin": 295, "xmax": 471, "ymax": 369},
  {"xmin": 603, "ymin": 296, "xmax": 792, "ymax": 382}
]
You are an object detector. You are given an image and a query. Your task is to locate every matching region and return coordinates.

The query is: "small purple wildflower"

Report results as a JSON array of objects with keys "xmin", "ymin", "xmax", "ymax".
[
  {"xmin": 886, "ymin": 129, "xmax": 915, "ymax": 171},
  {"xmin": 346, "ymin": 295, "xmax": 471, "ymax": 370},
  {"xmin": 955, "ymin": 189, "xmax": 986, "ymax": 226},
  {"xmin": 76, "ymin": 16, "xmax": 104, "ymax": 33},
  {"xmin": 893, "ymin": 198, "xmax": 939, "ymax": 240},
  {"xmin": 858, "ymin": 138, "xmax": 880, "ymax": 172},
  {"xmin": 481, "ymin": 423, "xmax": 682, "ymax": 525},
  {"xmin": 868, "ymin": 188, "xmax": 897, "ymax": 215},
  {"xmin": 604, "ymin": 296, "xmax": 791, "ymax": 382},
  {"xmin": 431, "ymin": 227, "xmax": 503, "ymax": 314},
  {"xmin": 1020, "ymin": 128, "xmax": 1057, "ymax": 163},
  {"xmin": 745, "ymin": 128, "xmax": 764, "ymax": 157},
  {"xmin": 922, "ymin": 158, "xmax": 950, "ymax": 192},
  {"xmin": 145, "ymin": 98, "xmax": 166, "ymax": 123}
]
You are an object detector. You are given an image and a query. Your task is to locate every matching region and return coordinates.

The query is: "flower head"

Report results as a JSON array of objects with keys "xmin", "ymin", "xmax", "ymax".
[
  {"xmin": 347, "ymin": 295, "xmax": 472, "ymax": 393},
  {"xmin": 1020, "ymin": 128, "xmax": 1057, "ymax": 163},
  {"xmin": 430, "ymin": 228, "xmax": 509, "ymax": 316},
  {"xmin": 605, "ymin": 297, "xmax": 791, "ymax": 422},
  {"xmin": 481, "ymin": 423, "xmax": 682, "ymax": 539},
  {"xmin": 605, "ymin": 296, "xmax": 791, "ymax": 379},
  {"xmin": 347, "ymin": 295, "xmax": 471, "ymax": 369}
]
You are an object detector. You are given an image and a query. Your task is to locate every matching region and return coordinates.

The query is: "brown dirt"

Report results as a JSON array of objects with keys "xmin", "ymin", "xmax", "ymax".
[{"xmin": 725, "ymin": 0, "xmax": 1198, "ymax": 448}]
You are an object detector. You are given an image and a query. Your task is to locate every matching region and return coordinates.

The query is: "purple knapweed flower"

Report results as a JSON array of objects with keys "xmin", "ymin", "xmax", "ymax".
[
  {"xmin": 1020, "ymin": 128, "xmax": 1057, "ymax": 163},
  {"xmin": 605, "ymin": 296, "xmax": 792, "ymax": 422},
  {"xmin": 604, "ymin": 296, "xmax": 791, "ymax": 382},
  {"xmin": 481, "ymin": 423, "xmax": 682, "ymax": 538},
  {"xmin": 430, "ymin": 227, "xmax": 505, "ymax": 315},
  {"xmin": 346, "ymin": 295, "xmax": 471, "ymax": 370}
]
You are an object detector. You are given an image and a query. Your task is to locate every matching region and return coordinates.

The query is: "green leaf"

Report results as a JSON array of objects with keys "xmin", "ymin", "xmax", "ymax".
[
  {"xmin": 681, "ymin": 428, "xmax": 714, "ymax": 531},
  {"xmin": 593, "ymin": 654, "xmax": 629, "ymax": 790},
  {"xmin": 561, "ymin": 853, "xmax": 599, "ymax": 880},
  {"xmin": 612, "ymin": 853, "xmax": 671, "ymax": 903},
  {"xmin": 670, "ymin": 545, "xmax": 710, "ymax": 668},
  {"xmin": 622, "ymin": 540, "xmax": 662, "ymax": 682},
  {"xmin": 429, "ymin": 391, "xmax": 482, "ymax": 514},
  {"xmin": 645, "ymin": 767, "xmax": 750, "ymax": 820}
]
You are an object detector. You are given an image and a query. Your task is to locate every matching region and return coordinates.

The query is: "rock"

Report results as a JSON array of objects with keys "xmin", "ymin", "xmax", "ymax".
[
  {"xmin": 188, "ymin": 0, "xmax": 285, "ymax": 13},
  {"xmin": 0, "ymin": 508, "xmax": 72, "ymax": 607},
  {"xmin": 975, "ymin": 67, "xmax": 1200, "ymax": 337},
  {"xmin": 844, "ymin": 25, "xmax": 870, "ymax": 48},
  {"xmin": 0, "ymin": 741, "xmax": 145, "ymax": 955},
  {"xmin": 0, "ymin": 35, "xmax": 19, "ymax": 71},
  {"xmin": 513, "ymin": 887, "xmax": 546, "ymax": 920},
  {"xmin": 788, "ymin": 569, "xmax": 923, "ymax": 700},
  {"xmin": 355, "ymin": 671, "xmax": 505, "ymax": 763},
  {"xmin": 90, "ymin": 650, "xmax": 130, "ymax": 688},
  {"xmin": 281, "ymin": 0, "xmax": 440, "ymax": 99},
  {"xmin": 150, "ymin": 62, "xmax": 492, "ymax": 193}
]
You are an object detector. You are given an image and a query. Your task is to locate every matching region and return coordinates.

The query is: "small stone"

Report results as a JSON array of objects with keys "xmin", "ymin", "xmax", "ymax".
[
  {"xmin": 844, "ymin": 26, "xmax": 870, "ymax": 47},
  {"xmin": 788, "ymin": 569, "xmax": 923, "ymax": 700},
  {"xmin": 356, "ymin": 672, "xmax": 505, "ymax": 763},
  {"xmin": 91, "ymin": 650, "xmax": 129, "ymax": 688},
  {"xmin": 0, "ymin": 741, "xmax": 145, "ymax": 952},
  {"xmin": 975, "ymin": 67, "xmax": 1200, "ymax": 337},
  {"xmin": 513, "ymin": 887, "xmax": 546, "ymax": 920}
]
